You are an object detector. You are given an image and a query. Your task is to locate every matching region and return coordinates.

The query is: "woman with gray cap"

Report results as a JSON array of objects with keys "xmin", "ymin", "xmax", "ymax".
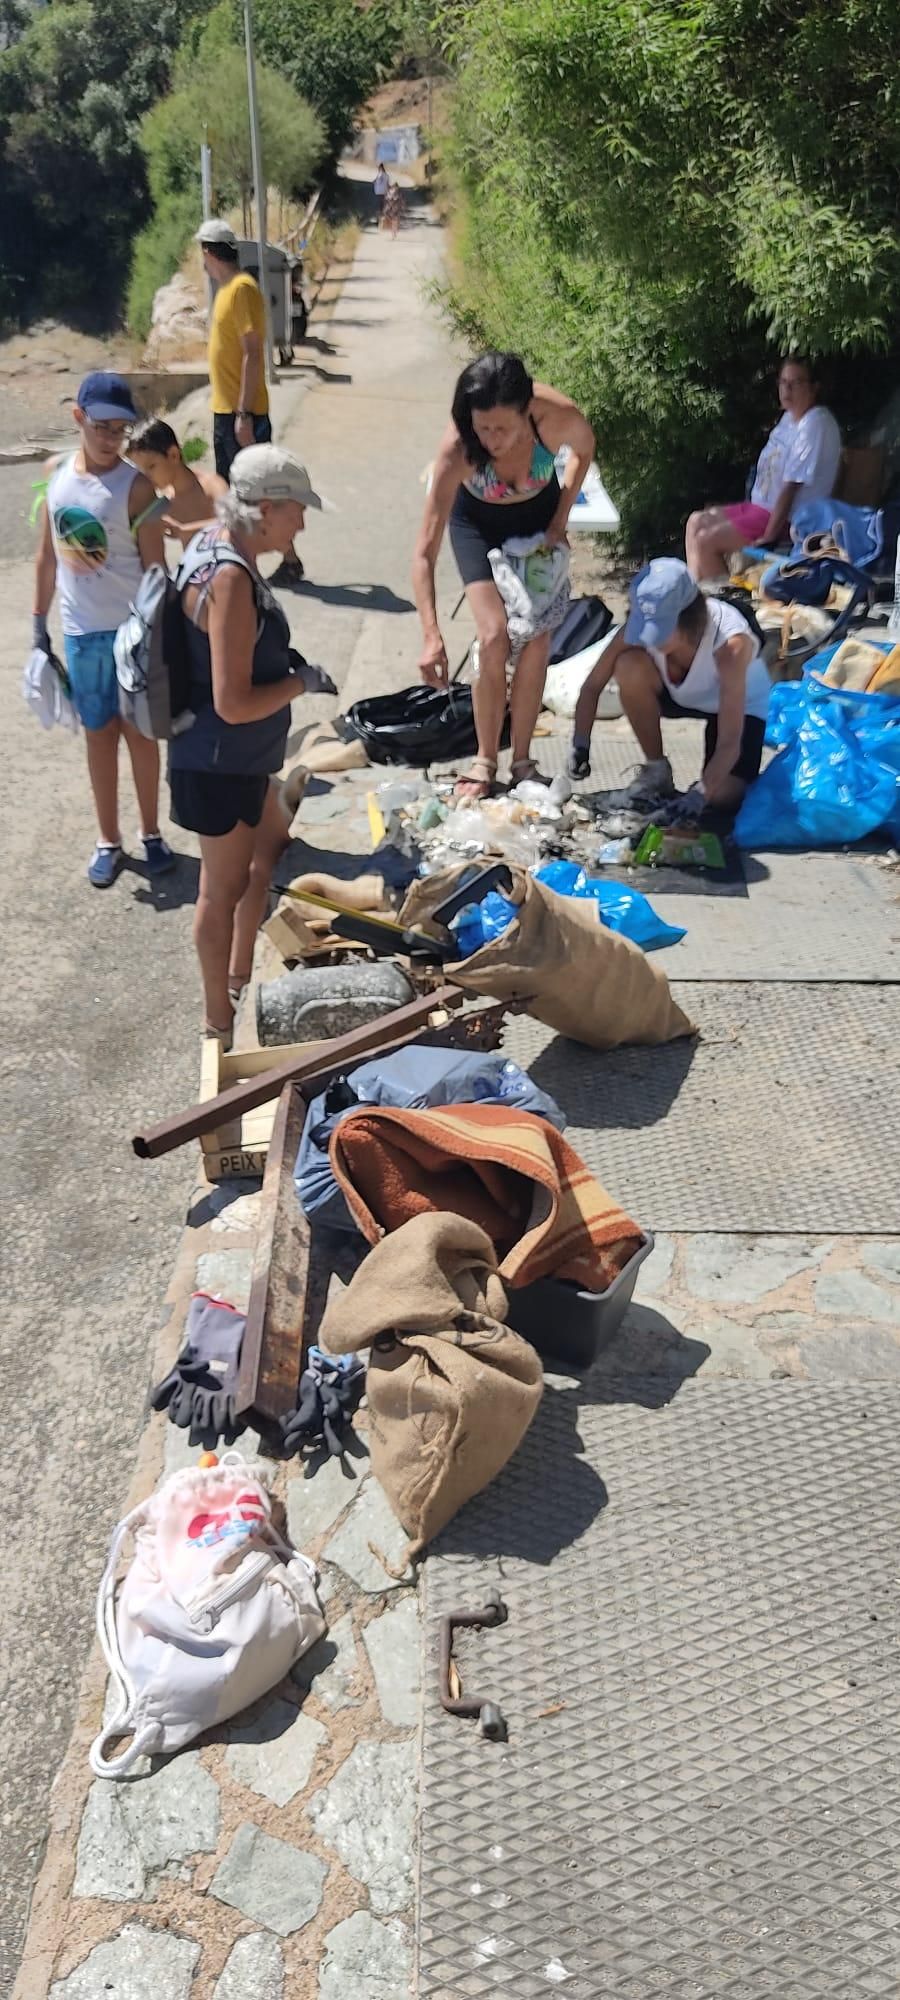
[{"xmin": 169, "ymin": 443, "xmax": 333, "ymax": 1042}]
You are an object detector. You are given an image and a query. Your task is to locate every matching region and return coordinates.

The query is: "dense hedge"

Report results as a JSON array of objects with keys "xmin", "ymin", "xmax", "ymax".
[{"xmin": 435, "ymin": 0, "xmax": 900, "ymax": 546}]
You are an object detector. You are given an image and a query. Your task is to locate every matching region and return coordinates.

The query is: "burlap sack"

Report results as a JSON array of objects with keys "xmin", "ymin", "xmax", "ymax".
[
  {"xmin": 400, "ymin": 865, "xmax": 694, "ymax": 1049},
  {"xmin": 318, "ymin": 1211, "xmax": 543, "ymax": 1556}
]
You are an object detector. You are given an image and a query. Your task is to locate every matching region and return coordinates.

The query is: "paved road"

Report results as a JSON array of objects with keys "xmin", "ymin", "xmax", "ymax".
[{"xmin": 0, "ymin": 202, "xmax": 462, "ymax": 1987}]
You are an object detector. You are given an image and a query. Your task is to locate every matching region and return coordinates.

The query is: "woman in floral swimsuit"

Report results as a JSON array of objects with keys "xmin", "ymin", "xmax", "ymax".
[{"xmin": 413, "ymin": 351, "xmax": 595, "ymax": 796}]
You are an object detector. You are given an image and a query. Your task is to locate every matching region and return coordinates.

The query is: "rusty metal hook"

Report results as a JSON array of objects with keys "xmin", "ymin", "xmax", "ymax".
[{"xmin": 439, "ymin": 1587, "xmax": 509, "ymax": 1741}]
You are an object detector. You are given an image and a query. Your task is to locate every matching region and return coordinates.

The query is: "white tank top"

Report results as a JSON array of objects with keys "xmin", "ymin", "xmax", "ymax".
[
  {"xmin": 650, "ymin": 597, "xmax": 770, "ymax": 720},
  {"xmin": 47, "ymin": 454, "xmax": 143, "ymax": 637}
]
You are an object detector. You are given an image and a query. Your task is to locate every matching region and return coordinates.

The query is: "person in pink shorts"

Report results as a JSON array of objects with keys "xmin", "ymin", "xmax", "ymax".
[{"xmin": 685, "ymin": 357, "xmax": 841, "ymax": 580}]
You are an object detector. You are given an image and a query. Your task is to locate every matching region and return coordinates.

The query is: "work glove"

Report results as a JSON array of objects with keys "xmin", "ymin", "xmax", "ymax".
[
  {"xmin": 149, "ymin": 1294, "xmax": 247, "ymax": 1449},
  {"xmin": 288, "ymin": 647, "xmax": 337, "ymax": 696},
  {"xmin": 280, "ymin": 1346, "xmax": 366, "ymax": 1460},
  {"xmin": 671, "ymin": 782, "xmax": 708, "ymax": 822}
]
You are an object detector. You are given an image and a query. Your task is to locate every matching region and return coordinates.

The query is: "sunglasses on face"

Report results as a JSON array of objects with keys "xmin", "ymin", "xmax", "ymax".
[{"xmin": 85, "ymin": 417, "xmax": 134, "ymax": 439}]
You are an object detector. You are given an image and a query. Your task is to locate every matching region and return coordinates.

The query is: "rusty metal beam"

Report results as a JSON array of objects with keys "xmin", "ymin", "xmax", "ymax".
[{"xmin": 132, "ymin": 986, "xmax": 466, "ymax": 1159}]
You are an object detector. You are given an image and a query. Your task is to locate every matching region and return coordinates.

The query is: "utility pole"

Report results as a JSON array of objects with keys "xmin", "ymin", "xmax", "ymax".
[
  {"xmin": 200, "ymin": 141, "xmax": 214, "ymax": 313},
  {"xmin": 243, "ymin": 0, "xmax": 276, "ymax": 374}
]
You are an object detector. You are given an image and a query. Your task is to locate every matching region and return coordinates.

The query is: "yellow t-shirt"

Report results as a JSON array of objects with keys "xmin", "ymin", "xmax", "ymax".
[{"xmin": 209, "ymin": 272, "xmax": 269, "ymax": 415}]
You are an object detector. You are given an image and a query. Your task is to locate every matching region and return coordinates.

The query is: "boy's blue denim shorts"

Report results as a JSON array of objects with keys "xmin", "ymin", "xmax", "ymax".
[{"xmin": 63, "ymin": 630, "xmax": 120, "ymax": 731}]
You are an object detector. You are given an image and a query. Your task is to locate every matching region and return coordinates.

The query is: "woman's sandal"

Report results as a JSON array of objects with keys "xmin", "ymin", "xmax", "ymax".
[
  {"xmin": 455, "ymin": 756, "xmax": 498, "ymax": 801},
  {"xmin": 509, "ymin": 757, "xmax": 550, "ymax": 787}
]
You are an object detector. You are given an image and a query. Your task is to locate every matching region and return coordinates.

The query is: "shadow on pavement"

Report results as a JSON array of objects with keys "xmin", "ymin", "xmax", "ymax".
[
  {"xmin": 528, "ymin": 1032, "xmax": 698, "ymax": 1130},
  {"xmin": 129, "ymin": 853, "xmax": 200, "ymax": 912},
  {"xmin": 296, "ymin": 579, "xmax": 414, "ymax": 614}
]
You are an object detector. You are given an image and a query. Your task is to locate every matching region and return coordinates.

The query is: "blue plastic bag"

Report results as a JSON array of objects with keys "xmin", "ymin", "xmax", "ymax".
[
  {"xmin": 534, "ymin": 860, "xmax": 685, "ymax": 952},
  {"xmin": 736, "ymin": 674, "xmax": 900, "ymax": 849},
  {"xmin": 294, "ymin": 1045, "xmax": 567, "ymax": 1227},
  {"xmin": 451, "ymin": 890, "xmax": 517, "ymax": 957}
]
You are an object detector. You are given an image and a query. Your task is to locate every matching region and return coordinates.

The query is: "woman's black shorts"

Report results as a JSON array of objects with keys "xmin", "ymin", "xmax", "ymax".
[
  {"xmin": 656, "ymin": 690, "xmax": 766, "ymax": 782},
  {"xmin": 448, "ymin": 477, "xmax": 560, "ymax": 588},
  {"xmin": 169, "ymin": 770, "xmax": 269, "ymax": 837}
]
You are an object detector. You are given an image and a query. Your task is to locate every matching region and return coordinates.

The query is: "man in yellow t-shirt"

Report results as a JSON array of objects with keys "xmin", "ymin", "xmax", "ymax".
[{"xmin": 196, "ymin": 219, "xmax": 271, "ymax": 479}]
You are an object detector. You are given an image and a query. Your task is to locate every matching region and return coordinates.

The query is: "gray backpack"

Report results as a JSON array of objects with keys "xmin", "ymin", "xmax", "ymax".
[{"xmin": 115, "ymin": 561, "xmax": 195, "ymax": 740}]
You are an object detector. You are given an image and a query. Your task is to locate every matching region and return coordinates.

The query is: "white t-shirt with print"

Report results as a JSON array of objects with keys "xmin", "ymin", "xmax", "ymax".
[{"xmin": 751, "ymin": 406, "xmax": 841, "ymax": 511}]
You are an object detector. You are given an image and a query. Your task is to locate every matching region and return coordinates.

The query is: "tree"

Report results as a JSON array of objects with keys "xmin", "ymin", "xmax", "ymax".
[
  {"xmin": 141, "ymin": 46, "xmax": 324, "ymax": 221},
  {"xmin": 433, "ymin": 0, "xmax": 900, "ymax": 546},
  {"xmin": 251, "ymin": 0, "xmax": 394, "ymax": 156}
]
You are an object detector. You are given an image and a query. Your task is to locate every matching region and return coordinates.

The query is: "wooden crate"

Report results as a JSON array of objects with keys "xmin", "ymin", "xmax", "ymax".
[{"xmin": 199, "ymin": 1040, "xmax": 317, "ymax": 1180}]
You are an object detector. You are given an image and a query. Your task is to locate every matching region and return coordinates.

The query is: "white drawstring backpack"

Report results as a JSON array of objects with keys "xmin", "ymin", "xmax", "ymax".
[{"xmin": 90, "ymin": 1453, "xmax": 326, "ymax": 1778}]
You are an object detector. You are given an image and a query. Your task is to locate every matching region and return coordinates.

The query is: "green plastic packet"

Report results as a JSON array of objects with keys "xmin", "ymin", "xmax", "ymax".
[{"xmin": 633, "ymin": 823, "xmax": 725, "ymax": 870}]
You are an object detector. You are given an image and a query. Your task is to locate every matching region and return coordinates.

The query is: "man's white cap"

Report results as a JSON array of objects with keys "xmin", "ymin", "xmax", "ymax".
[
  {"xmin": 230, "ymin": 443, "xmax": 331, "ymax": 510},
  {"xmin": 195, "ymin": 217, "xmax": 238, "ymax": 249}
]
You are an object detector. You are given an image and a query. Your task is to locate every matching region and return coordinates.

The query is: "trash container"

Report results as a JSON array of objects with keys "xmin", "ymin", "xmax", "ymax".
[{"xmin": 237, "ymin": 240, "xmax": 293, "ymax": 363}]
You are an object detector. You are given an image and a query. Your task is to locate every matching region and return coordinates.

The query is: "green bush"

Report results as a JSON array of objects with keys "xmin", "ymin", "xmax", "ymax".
[
  {"xmin": 434, "ymin": 0, "xmax": 900, "ymax": 547},
  {"xmin": 125, "ymin": 192, "xmax": 199, "ymax": 341},
  {"xmin": 251, "ymin": 0, "xmax": 395, "ymax": 157}
]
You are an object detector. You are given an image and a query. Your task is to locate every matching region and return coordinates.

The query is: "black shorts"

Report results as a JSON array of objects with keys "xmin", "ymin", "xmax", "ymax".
[
  {"xmin": 657, "ymin": 690, "xmax": 766, "ymax": 783},
  {"xmin": 448, "ymin": 477, "xmax": 561, "ymax": 588},
  {"xmin": 213, "ymin": 411, "xmax": 273, "ymax": 481},
  {"xmin": 169, "ymin": 770, "xmax": 269, "ymax": 837}
]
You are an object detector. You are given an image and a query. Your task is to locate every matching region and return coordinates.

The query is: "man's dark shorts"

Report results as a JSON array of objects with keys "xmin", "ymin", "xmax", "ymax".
[
  {"xmin": 213, "ymin": 412, "xmax": 273, "ymax": 480},
  {"xmin": 657, "ymin": 688, "xmax": 766, "ymax": 783}
]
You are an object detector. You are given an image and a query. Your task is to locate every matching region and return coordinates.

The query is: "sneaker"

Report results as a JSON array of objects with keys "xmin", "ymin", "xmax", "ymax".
[
  {"xmin": 605, "ymin": 757, "xmax": 675, "ymax": 809},
  {"xmin": 269, "ymin": 557, "xmax": 305, "ymax": 589},
  {"xmin": 568, "ymin": 745, "xmax": 591, "ymax": 780},
  {"xmin": 87, "ymin": 842, "xmax": 124, "ymax": 888},
  {"xmin": 142, "ymin": 833, "xmax": 176, "ymax": 876}
]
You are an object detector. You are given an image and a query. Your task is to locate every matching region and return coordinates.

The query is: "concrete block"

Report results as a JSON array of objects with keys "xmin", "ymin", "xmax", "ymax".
[
  {"xmin": 49, "ymin": 1924, "xmax": 200, "ymax": 2000},
  {"xmin": 363, "ymin": 1597, "xmax": 420, "ymax": 1727},
  {"xmin": 322, "ymin": 1478, "xmax": 412, "ymax": 1593},
  {"xmin": 319, "ymin": 1910, "xmax": 413, "ymax": 1999},
  {"xmin": 685, "ymin": 1235, "xmax": 830, "ymax": 1306},
  {"xmin": 225, "ymin": 1698, "xmax": 328, "ymax": 1806},
  {"xmin": 213, "ymin": 1933, "xmax": 284, "ymax": 2000},
  {"xmin": 74, "ymin": 1754, "xmax": 220, "ymax": 1902},
  {"xmin": 308, "ymin": 1740, "xmax": 415, "ymax": 1913},
  {"xmin": 208, "ymin": 1823, "xmax": 327, "ymax": 1937}
]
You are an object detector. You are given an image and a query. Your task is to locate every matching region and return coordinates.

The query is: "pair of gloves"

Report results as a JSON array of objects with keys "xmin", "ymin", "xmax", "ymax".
[{"xmin": 150, "ymin": 1297, "xmax": 365, "ymax": 1460}]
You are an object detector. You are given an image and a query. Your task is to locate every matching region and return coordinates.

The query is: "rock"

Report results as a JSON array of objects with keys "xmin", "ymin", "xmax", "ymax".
[
  {"xmin": 146, "ymin": 273, "xmax": 207, "ymax": 358},
  {"xmin": 803, "ymin": 1325, "xmax": 900, "ymax": 1380},
  {"xmin": 256, "ymin": 961, "xmax": 414, "ymax": 1047},
  {"xmin": 319, "ymin": 1910, "xmax": 413, "ymax": 1999},
  {"xmin": 194, "ymin": 1247, "xmax": 255, "ymax": 1306},
  {"xmin": 322, "ymin": 1478, "xmax": 412, "ymax": 1593},
  {"xmin": 308, "ymin": 1740, "xmax": 415, "ymax": 1913},
  {"xmin": 213, "ymin": 1933, "xmax": 284, "ymax": 2000},
  {"xmin": 226, "ymin": 1697, "xmax": 328, "ymax": 1805},
  {"xmin": 74, "ymin": 1754, "xmax": 220, "ymax": 1901},
  {"xmin": 292, "ymin": 1612, "xmax": 364, "ymax": 1711},
  {"xmin": 862, "ymin": 1241, "xmax": 900, "ymax": 1285},
  {"xmin": 49, "ymin": 1924, "xmax": 200, "ymax": 2000},
  {"xmin": 684, "ymin": 1235, "xmax": 829, "ymax": 1306},
  {"xmin": 208, "ymin": 1823, "xmax": 327, "ymax": 1937},
  {"xmin": 816, "ymin": 1269, "xmax": 900, "ymax": 1324},
  {"xmin": 363, "ymin": 1597, "xmax": 420, "ymax": 1726},
  {"xmin": 211, "ymin": 1190, "xmax": 262, "ymax": 1234},
  {"xmin": 287, "ymin": 1453, "xmax": 367, "ymax": 1545}
]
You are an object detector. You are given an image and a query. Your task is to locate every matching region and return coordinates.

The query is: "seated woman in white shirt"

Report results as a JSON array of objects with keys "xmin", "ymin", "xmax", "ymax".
[{"xmin": 685, "ymin": 357, "xmax": 841, "ymax": 581}]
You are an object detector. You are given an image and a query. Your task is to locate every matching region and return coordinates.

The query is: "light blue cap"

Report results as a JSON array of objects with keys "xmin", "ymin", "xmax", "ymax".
[{"xmin": 624, "ymin": 557, "xmax": 699, "ymax": 649}]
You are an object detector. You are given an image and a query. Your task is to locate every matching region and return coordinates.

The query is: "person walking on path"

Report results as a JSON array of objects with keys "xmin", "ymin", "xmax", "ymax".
[
  {"xmin": 413, "ymin": 350, "xmax": 595, "ymax": 797},
  {"xmin": 382, "ymin": 178, "xmax": 405, "ymax": 238},
  {"xmin": 169, "ymin": 444, "xmax": 332, "ymax": 1042},
  {"xmin": 128, "ymin": 417, "xmax": 226, "ymax": 544},
  {"xmin": 373, "ymin": 162, "xmax": 389, "ymax": 223},
  {"xmin": 197, "ymin": 218, "xmax": 306, "ymax": 589},
  {"xmin": 32, "ymin": 371, "xmax": 175, "ymax": 887}
]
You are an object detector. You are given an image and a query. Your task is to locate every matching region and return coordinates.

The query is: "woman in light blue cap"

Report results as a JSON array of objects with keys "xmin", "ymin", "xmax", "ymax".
[{"xmin": 569, "ymin": 557, "xmax": 770, "ymax": 816}]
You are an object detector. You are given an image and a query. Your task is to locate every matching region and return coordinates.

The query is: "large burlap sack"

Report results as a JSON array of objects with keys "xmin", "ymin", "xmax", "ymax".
[
  {"xmin": 318, "ymin": 1211, "xmax": 543, "ymax": 1556},
  {"xmin": 400, "ymin": 865, "xmax": 694, "ymax": 1049}
]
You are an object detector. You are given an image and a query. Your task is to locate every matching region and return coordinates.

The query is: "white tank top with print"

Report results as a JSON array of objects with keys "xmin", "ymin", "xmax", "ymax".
[
  {"xmin": 650, "ymin": 597, "xmax": 771, "ymax": 720},
  {"xmin": 47, "ymin": 454, "xmax": 143, "ymax": 637}
]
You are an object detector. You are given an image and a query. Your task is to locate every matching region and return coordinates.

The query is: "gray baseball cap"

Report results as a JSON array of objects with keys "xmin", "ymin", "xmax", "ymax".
[
  {"xmin": 195, "ymin": 218, "xmax": 238, "ymax": 249},
  {"xmin": 230, "ymin": 444, "xmax": 331, "ymax": 511}
]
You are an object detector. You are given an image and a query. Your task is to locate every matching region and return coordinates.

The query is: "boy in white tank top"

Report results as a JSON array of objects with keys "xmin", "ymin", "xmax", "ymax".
[
  {"xmin": 570, "ymin": 557, "xmax": 770, "ymax": 816},
  {"xmin": 32, "ymin": 371, "xmax": 175, "ymax": 887}
]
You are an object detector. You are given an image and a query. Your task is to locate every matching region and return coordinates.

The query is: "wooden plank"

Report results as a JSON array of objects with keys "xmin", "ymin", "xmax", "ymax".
[
  {"xmin": 235, "ymin": 1083, "xmax": 315, "ymax": 1427},
  {"xmin": 133, "ymin": 987, "xmax": 466, "ymax": 1158}
]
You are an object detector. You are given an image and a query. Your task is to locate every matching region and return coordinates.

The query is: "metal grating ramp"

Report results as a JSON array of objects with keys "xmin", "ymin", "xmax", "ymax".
[
  {"xmin": 419, "ymin": 1381, "xmax": 900, "ymax": 2000},
  {"xmin": 647, "ymin": 853, "xmax": 900, "ymax": 981},
  {"xmin": 502, "ymin": 982, "xmax": 900, "ymax": 1231}
]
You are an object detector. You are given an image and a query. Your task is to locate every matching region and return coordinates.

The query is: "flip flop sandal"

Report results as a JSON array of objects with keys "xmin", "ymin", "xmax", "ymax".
[
  {"xmin": 455, "ymin": 756, "xmax": 498, "ymax": 801},
  {"xmin": 510, "ymin": 757, "xmax": 550, "ymax": 786}
]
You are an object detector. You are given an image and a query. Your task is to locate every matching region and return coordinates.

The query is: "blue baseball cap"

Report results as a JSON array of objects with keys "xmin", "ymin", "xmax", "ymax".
[
  {"xmin": 624, "ymin": 557, "xmax": 699, "ymax": 649},
  {"xmin": 76, "ymin": 372, "xmax": 139, "ymax": 422}
]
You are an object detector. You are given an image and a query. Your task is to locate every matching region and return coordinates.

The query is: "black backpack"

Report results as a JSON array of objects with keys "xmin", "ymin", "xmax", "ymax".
[{"xmin": 344, "ymin": 683, "xmax": 511, "ymax": 768}]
